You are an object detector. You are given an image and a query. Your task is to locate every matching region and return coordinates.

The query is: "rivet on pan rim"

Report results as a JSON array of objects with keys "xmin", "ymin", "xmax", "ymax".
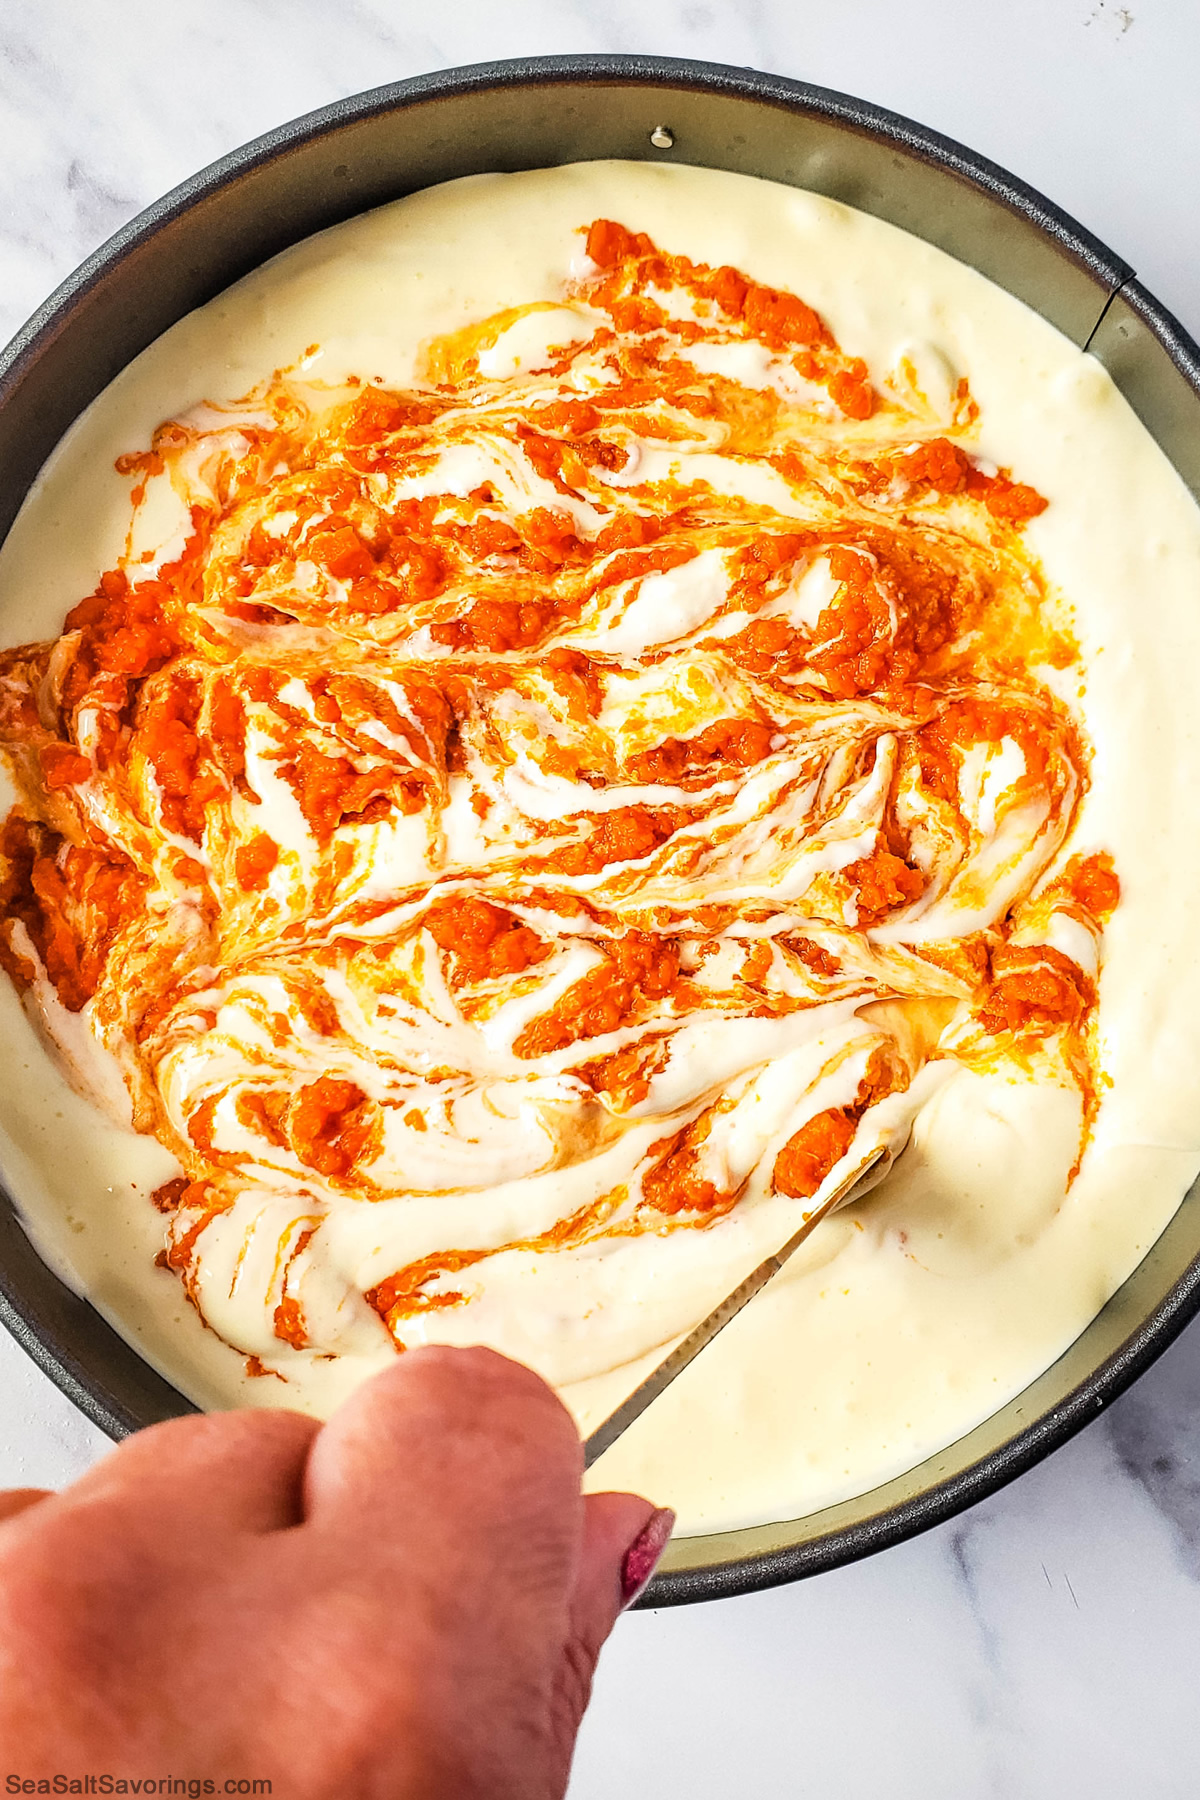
[{"xmin": 649, "ymin": 125, "xmax": 675, "ymax": 149}]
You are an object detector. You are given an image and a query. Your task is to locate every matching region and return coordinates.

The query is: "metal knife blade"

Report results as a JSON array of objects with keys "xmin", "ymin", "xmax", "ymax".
[{"xmin": 582, "ymin": 1146, "xmax": 887, "ymax": 1470}]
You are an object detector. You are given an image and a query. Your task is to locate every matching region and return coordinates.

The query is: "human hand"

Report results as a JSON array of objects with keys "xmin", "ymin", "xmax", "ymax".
[{"xmin": 0, "ymin": 1345, "xmax": 673, "ymax": 1797}]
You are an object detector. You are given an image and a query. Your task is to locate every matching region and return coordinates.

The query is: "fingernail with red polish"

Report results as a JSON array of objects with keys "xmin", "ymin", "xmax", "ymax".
[{"xmin": 621, "ymin": 1507, "xmax": 676, "ymax": 1608}]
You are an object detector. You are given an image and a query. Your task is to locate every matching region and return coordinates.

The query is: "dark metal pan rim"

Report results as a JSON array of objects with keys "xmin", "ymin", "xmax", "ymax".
[
  {"xmin": 0, "ymin": 52, "xmax": 1127, "ymax": 361},
  {"xmin": 2, "ymin": 51, "xmax": 1199, "ymax": 1608}
]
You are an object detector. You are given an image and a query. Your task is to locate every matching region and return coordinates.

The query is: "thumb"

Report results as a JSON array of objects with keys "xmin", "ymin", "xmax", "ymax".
[{"xmin": 547, "ymin": 1493, "xmax": 675, "ymax": 1788}]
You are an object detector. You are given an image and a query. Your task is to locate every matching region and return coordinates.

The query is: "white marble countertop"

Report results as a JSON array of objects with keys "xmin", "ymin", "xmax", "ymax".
[{"xmin": 4, "ymin": 2, "xmax": 1200, "ymax": 1793}]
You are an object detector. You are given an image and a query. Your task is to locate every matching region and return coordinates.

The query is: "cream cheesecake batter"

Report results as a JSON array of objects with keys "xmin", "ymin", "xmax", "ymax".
[{"xmin": 1, "ymin": 161, "xmax": 1199, "ymax": 1536}]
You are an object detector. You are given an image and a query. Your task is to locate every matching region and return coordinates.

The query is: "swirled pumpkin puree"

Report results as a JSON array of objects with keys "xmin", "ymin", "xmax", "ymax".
[{"xmin": 0, "ymin": 217, "xmax": 1117, "ymax": 1384}]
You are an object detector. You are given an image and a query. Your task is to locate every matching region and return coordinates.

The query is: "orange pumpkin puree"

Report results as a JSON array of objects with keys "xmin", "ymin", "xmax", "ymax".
[{"xmin": 0, "ymin": 217, "xmax": 1116, "ymax": 1363}]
